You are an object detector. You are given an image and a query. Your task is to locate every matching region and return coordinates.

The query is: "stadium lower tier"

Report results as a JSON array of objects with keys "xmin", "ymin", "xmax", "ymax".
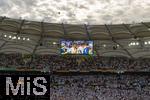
[
  {"xmin": 50, "ymin": 74, "xmax": 150, "ymax": 100},
  {"xmin": 0, "ymin": 71, "xmax": 149, "ymax": 100},
  {"xmin": 0, "ymin": 54, "xmax": 150, "ymax": 72}
]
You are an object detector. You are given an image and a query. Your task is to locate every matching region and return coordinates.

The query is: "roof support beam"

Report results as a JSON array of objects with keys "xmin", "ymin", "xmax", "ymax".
[
  {"xmin": 123, "ymin": 24, "xmax": 137, "ymax": 39},
  {"xmin": 40, "ymin": 22, "xmax": 45, "ymax": 38},
  {"xmin": 141, "ymin": 22, "xmax": 150, "ymax": 47},
  {"xmin": 105, "ymin": 24, "xmax": 133, "ymax": 58},
  {"xmin": 123, "ymin": 24, "xmax": 143, "ymax": 48},
  {"xmin": 105, "ymin": 24, "xmax": 114, "ymax": 41},
  {"xmin": 0, "ymin": 41, "xmax": 8, "ymax": 50},
  {"xmin": 0, "ymin": 16, "xmax": 6, "ymax": 31},
  {"xmin": 33, "ymin": 22, "xmax": 44, "ymax": 54},
  {"xmin": 0, "ymin": 16, "xmax": 6, "ymax": 23},
  {"xmin": 141, "ymin": 22, "xmax": 150, "ymax": 28},
  {"xmin": 84, "ymin": 24, "xmax": 91, "ymax": 40},
  {"xmin": 62, "ymin": 23, "xmax": 67, "ymax": 36},
  {"xmin": 29, "ymin": 22, "xmax": 44, "ymax": 68},
  {"xmin": 0, "ymin": 17, "xmax": 8, "ymax": 50},
  {"xmin": 17, "ymin": 19, "xmax": 25, "ymax": 35}
]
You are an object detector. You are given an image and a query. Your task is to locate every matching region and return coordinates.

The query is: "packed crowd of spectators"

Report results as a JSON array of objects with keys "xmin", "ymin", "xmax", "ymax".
[
  {"xmin": 50, "ymin": 75, "xmax": 150, "ymax": 100},
  {"xmin": 0, "ymin": 53, "xmax": 30, "ymax": 69},
  {"xmin": 0, "ymin": 53, "xmax": 150, "ymax": 100},
  {"xmin": 0, "ymin": 53, "xmax": 150, "ymax": 71}
]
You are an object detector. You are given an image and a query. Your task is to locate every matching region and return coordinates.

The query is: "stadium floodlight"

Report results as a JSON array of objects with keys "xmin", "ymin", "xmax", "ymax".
[
  {"xmin": 4, "ymin": 35, "xmax": 7, "ymax": 37},
  {"xmin": 27, "ymin": 38, "xmax": 30, "ymax": 41},
  {"xmin": 53, "ymin": 42, "xmax": 56, "ymax": 45},
  {"xmin": 23, "ymin": 37, "xmax": 26, "ymax": 40},
  {"xmin": 145, "ymin": 42, "xmax": 148, "ymax": 45},
  {"xmin": 132, "ymin": 42, "xmax": 135, "ymax": 45},
  {"xmin": 12, "ymin": 36, "xmax": 16, "ymax": 40},
  {"xmin": 148, "ymin": 41, "xmax": 150, "ymax": 44},
  {"xmin": 9, "ymin": 35, "xmax": 12, "ymax": 38},
  {"xmin": 103, "ymin": 44, "xmax": 106, "ymax": 47},
  {"xmin": 14, "ymin": 36, "xmax": 16, "ymax": 39},
  {"xmin": 18, "ymin": 37, "xmax": 21, "ymax": 40},
  {"xmin": 136, "ymin": 42, "xmax": 139, "ymax": 45}
]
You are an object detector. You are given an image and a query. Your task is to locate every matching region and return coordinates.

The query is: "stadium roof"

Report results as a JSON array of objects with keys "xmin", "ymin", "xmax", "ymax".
[{"xmin": 0, "ymin": 17, "xmax": 150, "ymax": 58}]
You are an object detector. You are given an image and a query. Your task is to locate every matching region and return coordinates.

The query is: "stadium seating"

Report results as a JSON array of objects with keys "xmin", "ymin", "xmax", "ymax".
[
  {"xmin": 50, "ymin": 75, "xmax": 150, "ymax": 100},
  {"xmin": 0, "ymin": 53, "xmax": 150, "ymax": 99},
  {"xmin": 0, "ymin": 53, "xmax": 150, "ymax": 72}
]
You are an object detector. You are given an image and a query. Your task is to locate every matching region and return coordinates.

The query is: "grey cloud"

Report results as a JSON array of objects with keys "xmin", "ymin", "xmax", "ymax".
[{"xmin": 0, "ymin": 0, "xmax": 150, "ymax": 24}]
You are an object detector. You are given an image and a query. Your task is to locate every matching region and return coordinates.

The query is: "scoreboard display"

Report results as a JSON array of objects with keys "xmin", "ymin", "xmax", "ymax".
[{"xmin": 60, "ymin": 40, "xmax": 93, "ymax": 55}]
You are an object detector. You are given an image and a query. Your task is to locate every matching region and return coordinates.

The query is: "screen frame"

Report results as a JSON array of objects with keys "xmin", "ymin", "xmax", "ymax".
[{"xmin": 60, "ymin": 39, "xmax": 94, "ymax": 55}]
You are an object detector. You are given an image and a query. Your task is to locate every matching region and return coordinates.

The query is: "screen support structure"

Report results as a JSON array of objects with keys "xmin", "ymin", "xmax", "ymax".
[{"xmin": 84, "ymin": 24, "xmax": 91, "ymax": 40}]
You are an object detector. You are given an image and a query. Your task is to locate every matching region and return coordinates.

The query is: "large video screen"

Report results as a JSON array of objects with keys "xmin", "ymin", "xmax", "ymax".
[{"xmin": 60, "ymin": 40, "xmax": 93, "ymax": 55}]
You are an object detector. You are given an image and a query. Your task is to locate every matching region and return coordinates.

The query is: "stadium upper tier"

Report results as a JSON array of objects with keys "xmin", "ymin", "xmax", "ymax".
[
  {"xmin": 0, "ymin": 16, "xmax": 150, "ymax": 40},
  {"xmin": 0, "ymin": 16, "xmax": 150, "ymax": 58}
]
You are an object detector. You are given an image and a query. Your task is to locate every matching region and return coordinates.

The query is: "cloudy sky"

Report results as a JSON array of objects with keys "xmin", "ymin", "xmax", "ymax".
[{"xmin": 0, "ymin": 0, "xmax": 150, "ymax": 24}]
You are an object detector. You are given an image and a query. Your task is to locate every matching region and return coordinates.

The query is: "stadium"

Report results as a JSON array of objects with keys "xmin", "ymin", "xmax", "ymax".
[{"xmin": 0, "ymin": 0, "xmax": 150, "ymax": 100}]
